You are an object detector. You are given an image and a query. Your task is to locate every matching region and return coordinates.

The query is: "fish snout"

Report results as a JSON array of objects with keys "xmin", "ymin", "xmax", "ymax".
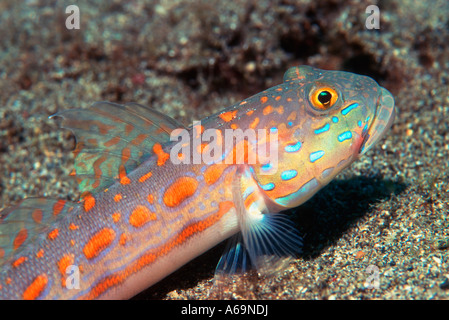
[{"xmin": 359, "ymin": 87, "xmax": 395, "ymax": 155}]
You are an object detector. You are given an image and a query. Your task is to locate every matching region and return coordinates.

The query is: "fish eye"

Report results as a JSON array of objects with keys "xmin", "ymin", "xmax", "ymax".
[{"xmin": 310, "ymin": 87, "xmax": 338, "ymax": 110}]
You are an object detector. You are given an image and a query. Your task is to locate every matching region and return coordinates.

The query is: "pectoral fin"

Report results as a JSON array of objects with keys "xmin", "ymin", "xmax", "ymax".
[{"xmin": 215, "ymin": 167, "xmax": 303, "ymax": 276}]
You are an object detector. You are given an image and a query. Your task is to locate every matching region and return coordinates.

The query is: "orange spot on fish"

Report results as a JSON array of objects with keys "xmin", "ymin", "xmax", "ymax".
[
  {"xmin": 125, "ymin": 124, "xmax": 134, "ymax": 136},
  {"xmin": 58, "ymin": 255, "xmax": 73, "ymax": 275},
  {"xmin": 13, "ymin": 228, "xmax": 28, "ymax": 250},
  {"xmin": 104, "ymin": 136, "xmax": 121, "ymax": 147},
  {"xmin": 203, "ymin": 164, "xmax": 226, "ymax": 185},
  {"xmin": 260, "ymin": 96, "xmax": 268, "ymax": 104},
  {"xmin": 31, "ymin": 209, "xmax": 43, "ymax": 224},
  {"xmin": 249, "ymin": 117, "xmax": 260, "ymax": 129},
  {"xmin": 121, "ymin": 147, "xmax": 131, "ymax": 163},
  {"xmin": 219, "ymin": 110, "xmax": 238, "ymax": 122},
  {"xmin": 275, "ymin": 96, "xmax": 281, "ymax": 101},
  {"xmin": 163, "ymin": 177, "xmax": 198, "ymax": 207},
  {"xmin": 12, "ymin": 256, "xmax": 27, "ymax": 268},
  {"xmin": 36, "ymin": 249, "xmax": 44, "ymax": 259},
  {"xmin": 129, "ymin": 205, "xmax": 156, "ymax": 228},
  {"xmin": 83, "ymin": 228, "xmax": 116, "ymax": 259},
  {"xmin": 287, "ymin": 111, "xmax": 297, "ymax": 121},
  {"xmin": 114, "ymin": 194, "xmax": 122, "ymax": 202},
  {"xmin": 130, "ymin": 133, "xmax": 147, "ymax": 146},
  {"xmin": 277, "ymin": 105, "xmax": 284, "ymax": 114},
  {"xmin": 92, "ymin": 180, "xmax": 101, "ymax": 189},
  {"xmin": 263, "ymin": 105, "xmax": 273, "ymax": 115},
  {"xmin": 120, "ymin": 176, "xmax": 131, "ymax": 185},
  {"xmin": 153, "ymin": 143, "xmax": 170, "ymax": 166},
  {"xmin": 23, "ymin": 274, "xmax": 48, "ymax": 300},
  {"xmin": 147, "ymin": 194, "xmax": 154, "ymax": 204},
  {"xmin": 139, "ymin": 171, "xmax": 152, "ymax": 183},
  {"xmin": 119, "ymin": 165, "xmax": 131, "ymax": 185},
  {"xmin": 112, "ymin": 212, "xmax": 121, "ymax": 223},
  {"xmin": 246, "ymin": 110, "xmax": 254, "ymax": 116},
  {"xmin": 52, "ymin": 200, "xmax": 66, "ymax": 216},
  {"xmin": 119, "ymin": 234, "xmax": 127, "ymax": 245},
  {"xmin": 69, "ymin": 223, "xmax": 79, "ymax": 230},
  {"xmin": 58, "ymin": 254, "xmax": 74, "ymax": 287},
  {"xmin": 48, "ymin": 228, "xmax": 59, "ymax": 240},
  {"xmin": 92, "ymin": 156, "xmax": 107, "ymax": 187},
  {"xmin": 230, "ymin": 123, "xmax": 238, "ymax": 130},
  {"xmin": 84, "ymin": 193, "xmax": 96, "ymax": 212}
]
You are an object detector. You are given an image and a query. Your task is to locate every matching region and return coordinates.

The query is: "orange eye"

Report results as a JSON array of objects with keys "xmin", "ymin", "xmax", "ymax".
[{"xmin": 310, "ymin": 87, "xmax": 338, "ymax": 110}]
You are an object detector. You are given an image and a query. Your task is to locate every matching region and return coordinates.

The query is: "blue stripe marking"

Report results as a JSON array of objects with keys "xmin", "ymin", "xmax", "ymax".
[
  {"xmin": 314, "ymin": 123, "xmax": 330, "ymax": 134},
  {"xmin": 310, "ymin": 150, "xmax": 325, "ymax": 162},
  {"xmin": 275, "ymin": 178, "xmax": 319, "ymax": 206},
  {"xmin": 341, "ymin": 103, "xmax": 359, "ymax": 115},
  {"xmin": 321, "ymin": 167, "xmax": 334, "ymax": 179},
  {"xmin": 338, "ymin": 131, "xmax": 352, "ymax": 142},
  {"xmin": 260, "ymin": 182, "xmax": 275, "ymax": 191},
  {"xmin": 285, "ymin": 141, "xmax": 302, "ymax": 153},
  {"xmin": 261, "ymin": 163, "xmax": 272, "ymax": 171},
  {"xmin": 281, "ymin": 169, "xmax": 298, "ymax": 181}
]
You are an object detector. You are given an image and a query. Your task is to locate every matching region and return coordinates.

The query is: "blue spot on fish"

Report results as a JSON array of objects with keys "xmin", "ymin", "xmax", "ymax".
[
  {"xmin": 314, "ymin": 123, "xmax": 330, "ymax": 134},
  {"xmin": 338, "ymin": 131, "xmax": 352, "ymax": 142},
  {"xmin": 310, "ymin": 150, "xmax": 325, "ymax": 163},
  {"xmin": 260, "ymin": 182, "xmax": 275, "ymax": 191},
  {"xmin": 285, "ymin": 141, "xmax": 302, "ymax": 153},
  {"xmin": 281, "ymin": 169, "xmax": 298, "ymax": 181},
  {"xmin": 261, "ymin": 163, "xmax": 272, "ymax": 171},
  {"xmin": 341, "ymin": 103, "xmax": 359, "ymax": 115},
  {"xmin": 332, "ymin": 116, "xmax": 339, "ymax": 123}
]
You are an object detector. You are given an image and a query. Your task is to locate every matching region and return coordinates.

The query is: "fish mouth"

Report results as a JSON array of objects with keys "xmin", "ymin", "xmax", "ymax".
[{"xmin": 359, "ymin": 87, "xmax": 395, "ymax": 155}]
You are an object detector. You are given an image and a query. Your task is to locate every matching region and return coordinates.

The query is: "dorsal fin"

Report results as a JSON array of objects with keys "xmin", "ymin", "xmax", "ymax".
[
  {"xmin": 51, "ymin": 102, "xmax": 186, "ymax": 195},
  {"xmin": 0, "ymin": 198, "xmax": 76, "ymax": 266},
  {"xmin": 283, "ymin": 65, "xmax": 318, "ymax": 82}
]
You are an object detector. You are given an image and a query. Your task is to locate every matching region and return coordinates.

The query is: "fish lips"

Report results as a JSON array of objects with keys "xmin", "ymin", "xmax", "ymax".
[{"xmin": 359, "ymin": 87, "xmax": 395, "ymax": 155}]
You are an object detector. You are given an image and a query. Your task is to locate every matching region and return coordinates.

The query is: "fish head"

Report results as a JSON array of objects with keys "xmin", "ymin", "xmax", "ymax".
[{"xmin": 251, "ymin": 65, "xmax": 395, "ymax": 209}]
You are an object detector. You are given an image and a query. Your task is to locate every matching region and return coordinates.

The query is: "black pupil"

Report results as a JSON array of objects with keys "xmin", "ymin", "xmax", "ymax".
[{"xmin": 318, "ymin": 91, "xmax": 332, "ymax": 105}]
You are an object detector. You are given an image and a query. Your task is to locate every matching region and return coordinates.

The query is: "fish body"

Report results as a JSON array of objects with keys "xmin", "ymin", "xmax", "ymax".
[{"xmin": 0, "ymin": 66, "xmax": 395, "ymax": 299}]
